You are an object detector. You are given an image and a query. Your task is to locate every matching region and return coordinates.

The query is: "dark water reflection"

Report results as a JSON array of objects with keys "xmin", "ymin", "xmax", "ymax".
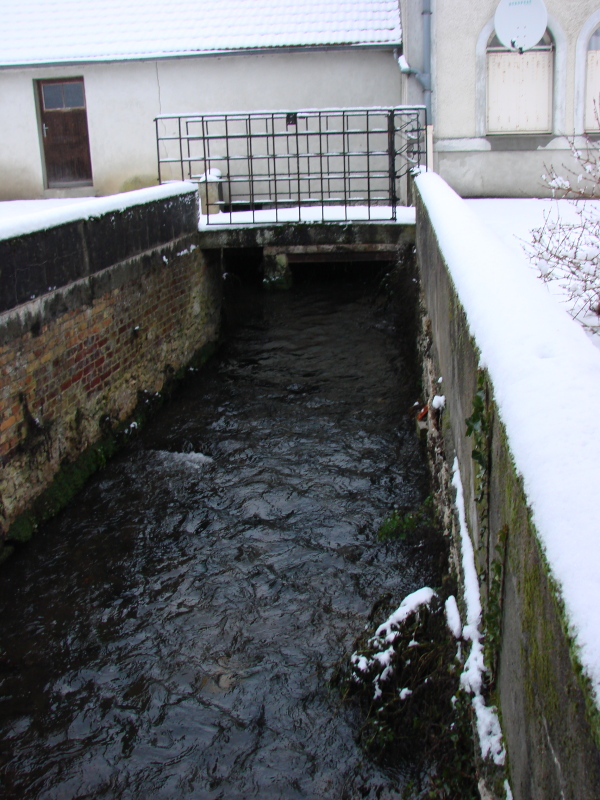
[{"xmin": 0, "ymin": 271, "xmax": 442, "ymax": 799}]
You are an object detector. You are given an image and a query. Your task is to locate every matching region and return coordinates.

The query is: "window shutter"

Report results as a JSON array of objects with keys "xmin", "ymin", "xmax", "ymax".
[
  {"xmin": 487, "ymin": 51, "xmax": 553, "ymax": 133},
  {"xmin": 585, "ymin": 51, "xmax": 600, "ymax": 132}
]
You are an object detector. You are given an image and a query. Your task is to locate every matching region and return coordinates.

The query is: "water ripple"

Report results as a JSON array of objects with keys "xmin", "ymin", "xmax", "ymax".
[{"xmin": 0, "ymin": 279, "xmax": 438, "ymax": 799}]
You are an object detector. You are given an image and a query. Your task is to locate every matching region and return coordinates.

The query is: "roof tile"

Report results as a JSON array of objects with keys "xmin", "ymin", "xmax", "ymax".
[{"xmin": 0, "ymin": 0, "xmax": 402, "ymax": 66}]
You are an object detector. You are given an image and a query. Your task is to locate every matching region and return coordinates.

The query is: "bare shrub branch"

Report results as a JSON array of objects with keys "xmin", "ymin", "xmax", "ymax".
[{"xmin": 530, "ymin": 125, "xmax": 600, "ymax": 332}]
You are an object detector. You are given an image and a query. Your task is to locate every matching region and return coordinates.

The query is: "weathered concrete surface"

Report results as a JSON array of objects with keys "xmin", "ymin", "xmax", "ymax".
[
  {"xmin": 415, "ymin": 187, "xmax": 600, "ymax": 799},
  {"xmin": 197, "ymin": 220, "xmax": 415, "ymax": 251},
  {"xmin": 0, "ymin": 191, "xmax": 198, "ymax": 313},
  {"xmin": 266, "ymin": 244, "xmax": 401, "ymax": 263},
  {"xmin": 201, "ymin": 221, "xmax": 414, "ymax": 286}
]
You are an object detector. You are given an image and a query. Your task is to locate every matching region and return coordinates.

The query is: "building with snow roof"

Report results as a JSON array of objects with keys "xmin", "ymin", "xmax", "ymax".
[
  {"xmin": 0, "ymin": 0, "xmax": 403, "ymax": 199},
  {"xmin": 400, "ymin": 0, "xmax": 600, "ymax": 197},
  {"xmin": 7, "ymin": 0, "xmax": 600, "ymax": 204}
]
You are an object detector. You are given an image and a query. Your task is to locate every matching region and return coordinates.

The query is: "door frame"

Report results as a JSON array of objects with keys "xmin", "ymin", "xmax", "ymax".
[{"xmin": 35, "ymin": 76, "xmax": 94, "ymax": 189}]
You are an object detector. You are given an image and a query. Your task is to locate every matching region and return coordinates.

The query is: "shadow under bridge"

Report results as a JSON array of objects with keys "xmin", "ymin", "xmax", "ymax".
[{"xmin": 197, "ymin": 217, "xmax": 417, "ymax": 287}]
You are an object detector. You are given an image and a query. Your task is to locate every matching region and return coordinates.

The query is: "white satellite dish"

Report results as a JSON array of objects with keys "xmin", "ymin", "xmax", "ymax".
[{"xmin": 494, "ymin": 0, "xmax": 548, "ymax": 52}]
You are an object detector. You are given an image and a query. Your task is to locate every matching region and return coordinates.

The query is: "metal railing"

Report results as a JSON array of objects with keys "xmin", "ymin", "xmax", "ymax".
[{"xmin": 155, "ymin": 107, "xmax": 427, "ymax": 224}]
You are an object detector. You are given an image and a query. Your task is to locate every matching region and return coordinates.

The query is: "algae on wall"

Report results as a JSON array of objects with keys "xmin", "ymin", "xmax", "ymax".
[
  {"xmin": 0, "ymin": 235, "xmax": 222, "ymax": 561},
  {"xmin": 415, "ymin": 188, "xmax": 600, "ymax": 799}
]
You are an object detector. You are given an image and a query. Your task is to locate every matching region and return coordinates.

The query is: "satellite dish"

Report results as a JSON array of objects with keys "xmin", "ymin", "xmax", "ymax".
[{"xmin": 494, "ymin": 0, "xmax": 548, "ymax": 52}]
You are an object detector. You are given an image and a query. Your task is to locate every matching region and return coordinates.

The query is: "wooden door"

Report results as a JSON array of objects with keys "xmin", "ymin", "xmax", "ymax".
[{"xmin": 38, "ymin": 79, "xmax": 93, "ymax": 187}]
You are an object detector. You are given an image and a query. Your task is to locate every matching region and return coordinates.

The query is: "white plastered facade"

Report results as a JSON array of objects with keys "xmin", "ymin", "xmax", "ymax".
[
  {"xmin": 0, "ymin": 48, "xmax": 402, "ymax": 200},
  {"xmin": 399, "ymin": 0, "xmax": 600, "ymax": 197}
]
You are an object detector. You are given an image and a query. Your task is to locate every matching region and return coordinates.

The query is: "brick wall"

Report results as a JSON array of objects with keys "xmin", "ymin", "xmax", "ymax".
[{"xmin": 0, "ymin": 233, "xmax": 221, "ymax": 551}]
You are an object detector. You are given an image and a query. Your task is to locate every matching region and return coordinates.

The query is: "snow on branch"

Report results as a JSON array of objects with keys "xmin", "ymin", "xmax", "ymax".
[{"xmin": 533, "ymin": 135, "xmax": 600, "ymax": 333}]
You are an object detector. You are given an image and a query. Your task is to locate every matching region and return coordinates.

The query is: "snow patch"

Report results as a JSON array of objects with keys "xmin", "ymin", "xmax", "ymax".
[
  {"xmin": 452, "ymin": 460, "xmax": 506, "ymax": 766},
  {"xmin": 444, "ymin": 595, "xmax": 462, "ymax": 639},
  {"xmin": 2, "ymin": 0, "xmax": 402, "ymax": 66},
  {"xmin": 351, "ymin": 654, "xmax": 370, "ymax": 673},
  {"xmin": 198, "ymin": 168, "xmax": 222, "ymax": 183},
  {"xmin": 374, "ymin": 587, "xmax": 437, "ymax": 642},
  {"xmin": 200, "ymin": 204, "xmax": 416, "ymax": 228},
  {"xmin": 466, "ymin": 197, "xmax": 600, "ymax": 347},
  {"xmin": 0, "ymin": 182, "xmax": 197, "ymax": 241}
]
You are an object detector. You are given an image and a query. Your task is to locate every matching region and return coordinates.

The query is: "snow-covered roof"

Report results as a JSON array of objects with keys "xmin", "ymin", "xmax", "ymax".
[{"xmin": 0, "ymin": 0, "xmax": 402, "ymax": 67}]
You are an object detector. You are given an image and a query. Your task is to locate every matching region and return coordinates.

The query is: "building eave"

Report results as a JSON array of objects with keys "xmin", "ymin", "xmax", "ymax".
[{"xmin": 0, "ymin": 41, "xmax": 402, "ymax": 71}]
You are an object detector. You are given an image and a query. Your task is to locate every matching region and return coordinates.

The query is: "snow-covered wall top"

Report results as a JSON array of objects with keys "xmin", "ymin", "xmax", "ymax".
[
  {"xmin": 415, "ymin": 171, "xmax": 600, "ymax": 709},
  {"xmin": 0, "ymin": 182, "xmax": 197, "ymax": 242},
  {"xmin": 0, "ymin": 182, "xmax": 199, "ymax": 314},
  {"xmin": 0, "ymin": 0, "xmax": 402, "ymax": 67}
]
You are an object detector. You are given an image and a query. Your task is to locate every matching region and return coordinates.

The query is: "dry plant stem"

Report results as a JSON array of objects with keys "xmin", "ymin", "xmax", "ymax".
[{"xmin": 532, "ymin": 132, "xmax": 600, "ymax": 329}]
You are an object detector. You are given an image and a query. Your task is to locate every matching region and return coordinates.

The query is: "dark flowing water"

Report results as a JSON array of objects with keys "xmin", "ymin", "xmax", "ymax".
[{"xmin": 0, "ymin": 271, "xmax": 442, "ymax": 799}]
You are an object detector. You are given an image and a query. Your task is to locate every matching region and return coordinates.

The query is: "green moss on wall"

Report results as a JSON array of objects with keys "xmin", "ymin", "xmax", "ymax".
[
  {"xmin": 417, "ymin": 186, "xmax": 600, "ymax": 795},
  {"xmin": 486, "ymin": 391, "xmax": 600, "ymax": 770},
  {"xmin": 2, "ymin": 340, "xmax": 218, "ymax": 561}
]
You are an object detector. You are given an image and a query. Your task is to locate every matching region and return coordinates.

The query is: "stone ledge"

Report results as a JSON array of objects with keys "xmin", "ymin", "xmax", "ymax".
[{"xmin": 0, "ymin": 189, "xmax": 198, "ymax": 314}]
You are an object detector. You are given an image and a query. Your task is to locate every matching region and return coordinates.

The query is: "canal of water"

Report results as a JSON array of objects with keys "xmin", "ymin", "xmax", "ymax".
[{"xmin": 0, "ymin": 264, "xmax": 445, "ymax": 799}]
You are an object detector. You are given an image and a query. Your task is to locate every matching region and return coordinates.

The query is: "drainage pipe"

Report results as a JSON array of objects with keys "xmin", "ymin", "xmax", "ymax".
[{"xmin": 397, "ymin": 0, "xmax": 432, "ymax": 122}]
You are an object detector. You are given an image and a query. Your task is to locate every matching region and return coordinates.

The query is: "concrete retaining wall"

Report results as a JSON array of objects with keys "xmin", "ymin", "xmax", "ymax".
[
  {"xmin": 415, "ymin": 181, "xmax": 600, "ymax": 798},
  {"xmin": 0, "ymin": 190, "xmax": 222, "ymax": 557}
]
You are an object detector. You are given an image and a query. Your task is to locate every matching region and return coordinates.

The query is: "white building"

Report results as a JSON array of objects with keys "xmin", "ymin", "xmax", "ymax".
[
  {"xmin": 5, "ymin": 0, "xmax": 597, "ymax": 202},
  {"xmin": 0, "ymin": 0, "xmax": 404, "ymax": 200},
  {"xmin": 399, "ymin": 0, "xmax": 600, "ymax": 197}
]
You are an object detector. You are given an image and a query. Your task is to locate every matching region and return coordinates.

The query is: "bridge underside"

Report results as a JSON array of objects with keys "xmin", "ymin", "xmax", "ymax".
[
  {"xmin": 198, "ymin": 220, "xmax": 415, "ymax": 263},
  {"xmin": 198, "ymin": 220, "xmax": 416, "ymax": 286}
]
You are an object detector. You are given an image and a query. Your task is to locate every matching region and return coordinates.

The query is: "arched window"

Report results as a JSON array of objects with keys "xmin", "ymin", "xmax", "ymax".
[
  {"xmin": 585, "ymin": 28, "xmax": 600, "ymax": 131},
  {"xmin": 487, "ymin": 31, "xmax": 554, "ymax": 134}
]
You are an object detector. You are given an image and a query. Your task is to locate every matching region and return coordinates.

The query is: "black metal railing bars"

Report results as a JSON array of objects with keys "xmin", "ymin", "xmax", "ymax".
[{"xmin": 155, "ymin": 107, "xmax": 427, "ymax": 225}]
